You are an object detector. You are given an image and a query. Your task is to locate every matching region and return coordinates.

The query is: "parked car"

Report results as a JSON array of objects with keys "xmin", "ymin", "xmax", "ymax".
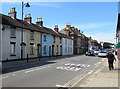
[
  {"xmin": 85, "ymin": 50, "xmax": 95, "ymax": 56},
  {"xmin": 98, "ymin": 51, "xmax": 107, "ymax": 57},
  {"xmin": 104, "ymin": 49, "xmax": 113, "ymax": 53},
  {"xmin": 94, "ymin": 49, "xmax": 101, "ymax": 55}
]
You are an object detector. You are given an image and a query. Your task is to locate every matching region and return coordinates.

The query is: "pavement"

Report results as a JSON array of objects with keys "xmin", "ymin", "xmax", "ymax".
[{"xmin": 73, "ymin": 55, "xmax": 120, "ymax": 88}]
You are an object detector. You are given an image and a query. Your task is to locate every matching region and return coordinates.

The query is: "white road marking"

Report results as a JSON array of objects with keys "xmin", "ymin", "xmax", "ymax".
[
  {"xmin": 88, "ymin": 70, "xmax": 93, "ymax": 74},
  {"xmin": 12, "ymin": 74, "xmax": 16, "ymax": 76},
  {"xmin": 2, "ymin": 75, "xmax": 9, "ymax": 79},
  {"xmin": 76, "ymin": 64, "xmax": 81, "ymax": 67},
  {"xmin": 75, "ymin": 68, "xmax": 81, "ymax": 71},
  {"xmin": 25, "ymin": 66, "xmax": 51, "ymax": 73},
  {"xmin": 87, "ymin": 65, "xmax": 90, "ymax": 67},
  {"xmin": 65, "ymin": 63, "xmax": 71, "ymax": 66},
  {"xmin": 57, "ymin": 63, "xmax": 90, "ymax": 72},
  {"xmin": 71, "ymin": 74, "xmax": 89, "ymax": 87},
  {"xmin": 56, "ymin": 84, "xmax": 66, "ymax": 87},
  {"xmin": 63, "ymin": 73, "xmax": 89, "ymax": 87}
]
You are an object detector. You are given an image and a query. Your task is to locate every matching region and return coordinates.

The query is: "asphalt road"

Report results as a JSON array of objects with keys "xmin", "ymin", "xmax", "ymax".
[{"xmin": 2, "ymin": 55, "xmax": 105, "ymax": 87}]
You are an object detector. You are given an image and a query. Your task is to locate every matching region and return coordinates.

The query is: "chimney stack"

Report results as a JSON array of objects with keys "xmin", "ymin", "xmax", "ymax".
[
  {"xmin": 36, "ymin": 18, "xmax": 43, "ymax": 27},
  {"xmin": 66, "ymin": 24, "xmax": 71, "ymax": 28},
  {"xmin": 8, "ymin": 8, "xmax": 17, "ymax": 19},
  {"xmin": 24, "ymin": 14, "xmax": 32, "ymax": 23},
  {"xmin": 78, "ymin": 29, "xmax": 80, "ymax": 33},
  {"xmin": 54, "ymin": 25, "xmax": 59, "ymax": 32}
]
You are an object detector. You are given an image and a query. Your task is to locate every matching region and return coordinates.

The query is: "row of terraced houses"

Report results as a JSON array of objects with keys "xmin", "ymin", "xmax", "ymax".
[{"xmin": 0, "ymin": 8, "xmax": 97, "ymax": 61}]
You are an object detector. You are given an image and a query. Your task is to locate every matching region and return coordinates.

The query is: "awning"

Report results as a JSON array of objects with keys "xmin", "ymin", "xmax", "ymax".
[{"xmin": 116, "ymin": 42, "xmax": 120, "ymax": 48}]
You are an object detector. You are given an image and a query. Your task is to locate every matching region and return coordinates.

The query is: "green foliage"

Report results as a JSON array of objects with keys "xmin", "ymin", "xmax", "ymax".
[{"xmin": 103, "ymin": 42, "xmax": 114, "ymax": 49}]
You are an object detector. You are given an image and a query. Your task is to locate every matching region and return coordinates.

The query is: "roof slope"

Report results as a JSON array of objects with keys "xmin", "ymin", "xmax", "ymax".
[{"xmin": 1, "ymin": 13, "xmax": 61, "ymax": 36}]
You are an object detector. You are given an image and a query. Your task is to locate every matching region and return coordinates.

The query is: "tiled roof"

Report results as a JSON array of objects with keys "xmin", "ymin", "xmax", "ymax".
[
  {"xmin": 1, "ymin": 14, "xmax": 28, "ymax": 29},
  {"xmin": 60, "ymin": 27, "xmax": 82, "ymax": 36},
  {"xmin": 59, "ymin": 33, "xmax": 72, "ymax": 39},
  {"xmin": 43, "ymin": 27, "xmax": 61, "ymax": 37},
  {"xmin": 1, "ymin": 13, "xmax": 61, "ymax": 36}
]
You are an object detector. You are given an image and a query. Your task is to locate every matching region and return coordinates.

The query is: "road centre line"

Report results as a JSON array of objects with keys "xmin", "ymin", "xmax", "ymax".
[{"xmin": 25, "ymin": 66, "xmax": 51, "ymax": 73}]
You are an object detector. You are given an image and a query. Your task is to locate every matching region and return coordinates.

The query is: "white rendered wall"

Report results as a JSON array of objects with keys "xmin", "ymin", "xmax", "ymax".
[{"xmin": 1, "ymin": 25, "xmax": 26, "ymax": 61}]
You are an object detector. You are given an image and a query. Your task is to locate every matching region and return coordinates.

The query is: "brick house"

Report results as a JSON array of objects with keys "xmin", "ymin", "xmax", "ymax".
[{"xmin": 60, "ymin": 24, "xmax": 88, "ymax": 54}]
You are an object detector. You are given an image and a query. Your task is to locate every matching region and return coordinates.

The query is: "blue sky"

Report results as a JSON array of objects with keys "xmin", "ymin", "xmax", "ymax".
[{"xmin": 1, "ymin": 2, "xmax": 118, "ymax": 43}]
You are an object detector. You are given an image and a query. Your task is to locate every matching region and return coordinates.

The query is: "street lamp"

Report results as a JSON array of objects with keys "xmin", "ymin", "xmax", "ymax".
[{"xmin": 21, "ymin": 1, "xmax": 30, "ymax": 59}]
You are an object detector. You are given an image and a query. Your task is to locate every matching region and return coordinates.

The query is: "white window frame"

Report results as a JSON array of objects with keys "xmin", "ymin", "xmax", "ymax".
[
  {"xmin": 44, "ymin": 45, "xmax": 46, "ymax": 54},
  {"xmin": 43, "ymin": 35, "xmax": 47, "ymax": 42},
  {"xmin": 10, "ymin": 28, "xmax": 16, "ymax": 38},
  {"xmin": 30, "ymin": 44, "xmax": 34, "ymax": 55},
  {"xmin": 10, "ymin": 42, "xmax": 16, "ymax": 56},
  {"xmin": 30, "ymin": 31, "xmax": 34, "ymax": 40}
]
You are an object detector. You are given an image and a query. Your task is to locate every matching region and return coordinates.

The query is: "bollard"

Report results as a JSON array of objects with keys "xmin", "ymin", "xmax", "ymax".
[
  {"xmin": 27, "ymin": 54, "xmax": 29, "ymax": 63},
  {"xmin": 6, "ymin": 58, "xmax": 8, "ymax": 61},
  {"xmin": 39, "ymin": 56, "xmax": 41, "ymax": 61}
]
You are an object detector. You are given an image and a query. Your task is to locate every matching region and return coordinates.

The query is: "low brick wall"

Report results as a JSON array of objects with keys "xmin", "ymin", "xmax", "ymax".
[{"xmin": 118, "ymin": 48, "xmax": 120, "ymax": 60}]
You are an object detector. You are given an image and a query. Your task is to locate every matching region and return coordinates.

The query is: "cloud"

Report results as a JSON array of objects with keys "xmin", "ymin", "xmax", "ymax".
[{"xmin": 86, "ymin": 32, "xmax": 116, "ymax": 43}]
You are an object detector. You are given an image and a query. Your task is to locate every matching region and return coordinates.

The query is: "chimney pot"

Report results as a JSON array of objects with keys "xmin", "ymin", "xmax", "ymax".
[
  {"xmin": 36, "ymin": 17, "xmax": 43, "ymax": 27},
  {"xmin": 24, "ymin": 14, "xmax": 32, "ymax": 23},
  {"xmin": 37, "ymin": 18, "xmax": 42, "ymax": 22},
  {"xmin": 54, "ymin": 25, "xmax": 59, "ymax": 32},
  {"xmin": 25, "ymin": 14, "xmax": 31, "ymax": 18},
  {"xmin": 10, "ymin": 8, "xmax": 15, "ymax": 12},
  {"xmin": 66, "ymin": 24, "xmax": 71, "ymax": 28},
  {"xmin": 8, "ymin": 7, "xmax": 17, "ymax": 19}
]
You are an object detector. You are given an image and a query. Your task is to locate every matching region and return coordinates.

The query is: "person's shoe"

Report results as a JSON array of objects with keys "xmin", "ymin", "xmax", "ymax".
[{"xmin": 109, "ymin": 68, "xmax": 111, "ymax": 70}]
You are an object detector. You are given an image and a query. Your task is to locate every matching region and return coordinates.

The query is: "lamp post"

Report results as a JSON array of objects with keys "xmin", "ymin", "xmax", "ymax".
[{"xmin": 21, "ymin": 1, "xmax": 30, "ymax": 59}]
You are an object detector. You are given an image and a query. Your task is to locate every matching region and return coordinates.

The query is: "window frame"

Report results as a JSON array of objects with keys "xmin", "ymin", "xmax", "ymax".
[
  {"xmin": 30, "ymin": 43, "xmax": 34, "ymax": 55},
  {"xmin": 43, "ymin": 35, "xmax": 47, "ymax": 42},
  {"xmin": 10, "ymin": 42, "xmax": 16, "ymax": 56},
  {"xmin": 43, "ymin": 45, "xmax": 46, "ymax": 54},
  {"xmin": 10, "ymin": 26, "xmax": 16, "ymax": 38},
  {"xmin": 30, "ymin": 31, "xmax": 34, "ymax": 40}
]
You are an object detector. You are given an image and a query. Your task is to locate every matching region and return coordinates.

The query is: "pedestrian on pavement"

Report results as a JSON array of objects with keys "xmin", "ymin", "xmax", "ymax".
[{"xmin": 106, "ymin": 51, "xmax": 116, "ymax": 70}]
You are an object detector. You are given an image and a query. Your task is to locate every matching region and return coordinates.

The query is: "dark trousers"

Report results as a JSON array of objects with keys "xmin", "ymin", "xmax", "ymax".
[{"xmin": 108, "ymin": 61, "xmax": 114, "ymax": 70}]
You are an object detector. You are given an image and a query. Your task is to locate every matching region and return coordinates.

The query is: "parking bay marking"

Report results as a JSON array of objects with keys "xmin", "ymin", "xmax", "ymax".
[{"xmin": 25, "ymin": 66, "xmax": 51, "ymax": 73}]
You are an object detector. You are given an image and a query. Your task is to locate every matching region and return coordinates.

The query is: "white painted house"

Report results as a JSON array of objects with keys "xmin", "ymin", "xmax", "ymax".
[
  {"xmin": 1, "ymin": 8, "xmax": 27, "ymax": 61},
  {"xmin": 59, "ymin": 33, "xmax": 73, "ymax": 55}
]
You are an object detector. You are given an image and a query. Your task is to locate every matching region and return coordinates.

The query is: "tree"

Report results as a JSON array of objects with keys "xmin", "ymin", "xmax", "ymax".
[{"xmin": 103, "ymin": 42, "xmax": 114, "ymax": 49}]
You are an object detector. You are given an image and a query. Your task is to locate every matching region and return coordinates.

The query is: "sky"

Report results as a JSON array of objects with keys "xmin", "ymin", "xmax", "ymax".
[{"xmin": 1, "ymin": 1, "xmax": 119, "ymax": 43}]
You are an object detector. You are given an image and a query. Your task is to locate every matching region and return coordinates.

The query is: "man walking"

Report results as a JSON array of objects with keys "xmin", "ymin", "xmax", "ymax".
[{"xmin": 106, "ymin": 51, "xmax": 116, "ymax": 70}]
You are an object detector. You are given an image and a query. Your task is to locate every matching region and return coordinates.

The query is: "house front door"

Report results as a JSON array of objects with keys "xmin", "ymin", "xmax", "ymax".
[
  {"xmin": 49, "ymin": 46, "xmax": 51, "ymax": 56},
  {"xmin": 37, "ymin": 45, "xmax": 41, "ymax": 57},
  {"xmin": 22, "ymin": 45, "xmax": 26, "ymax": 58}
]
